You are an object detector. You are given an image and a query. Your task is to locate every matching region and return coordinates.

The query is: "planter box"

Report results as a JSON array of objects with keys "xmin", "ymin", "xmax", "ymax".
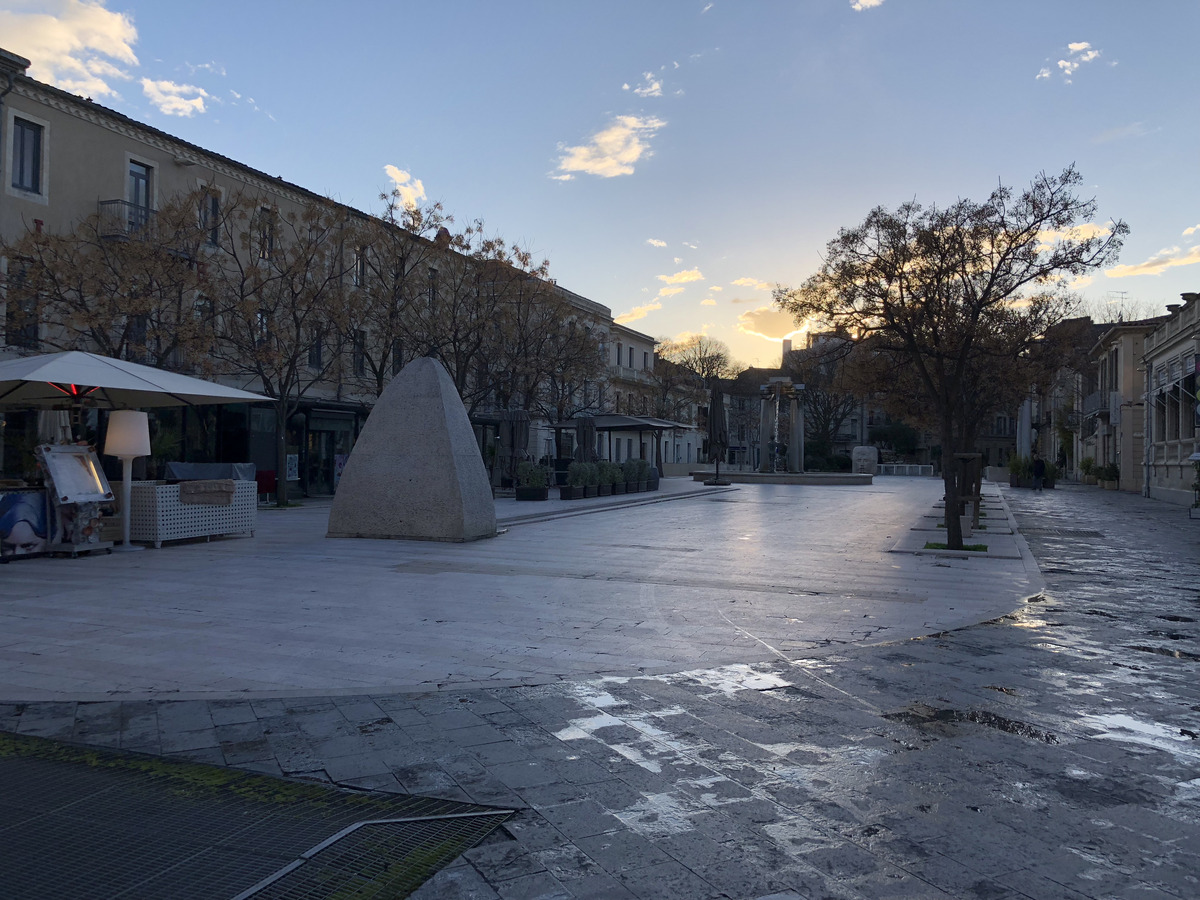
[
  {"xmin": 1101, "ymin": 480, "xmax": 1118, "ymax": 490},
  {"xmin": 558, "ymin": 485, "xmax": 585, "ymax": 500},
  {"xmin": 597, "ymin": 483, "xmax": 612, "ymax": 497},
  {"xmin": 612, "ymin": 482, "xmax": 626, "ymax": 495},
  {"xmin": 515, "ymin": 486, "xmax": 548, "ymax": 501},
  {"xmin": 637, "ymin": 480, "xmax": 648, "ymax": 492},
  {"xmin": 584, "ymin": 485, "xmax": 598, "ymax": 498},
  {"xmin": 129, "ymin": 480, "xmax": 256, "ymax": 548},
  {"xmin": 1082, "ymin": 475, "xmax": 1098, "ymax": 485},
  {"xmin": 625, "ymin": 481, "xmax": 638, "ymax": 493}
]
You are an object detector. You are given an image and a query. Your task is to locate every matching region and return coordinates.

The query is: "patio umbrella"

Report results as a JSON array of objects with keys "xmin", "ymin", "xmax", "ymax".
[
  {"xmin": 0, "ymin": 351, "xmax": 268, "ymax": 410},
  {"xmin": 706, "ymin": 380, "xmax": 730, "ymax": 485},
  {"xmin": 574, "ymin": 416, "xmax": 596, "ymax": 462}
]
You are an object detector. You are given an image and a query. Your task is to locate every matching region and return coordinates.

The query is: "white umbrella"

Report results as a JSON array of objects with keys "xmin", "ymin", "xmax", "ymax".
[{"xmin": 0, "ymin": 351, "xmax": 268, "ymax": 409}]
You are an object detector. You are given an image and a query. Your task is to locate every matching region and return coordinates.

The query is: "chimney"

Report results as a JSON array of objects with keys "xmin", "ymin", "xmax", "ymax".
[
  {"xmin": 0, "ymin": 48, "xmax": 31, "ymax": 78},
  {"xmin": 781, "ymin": 339, "xmax": 792, "ymax": 366}
]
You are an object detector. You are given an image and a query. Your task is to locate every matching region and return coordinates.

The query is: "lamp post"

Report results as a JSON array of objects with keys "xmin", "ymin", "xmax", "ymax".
[{"xmin": 104, "ymin": 409, "xmax": 150, "ymax": 552}]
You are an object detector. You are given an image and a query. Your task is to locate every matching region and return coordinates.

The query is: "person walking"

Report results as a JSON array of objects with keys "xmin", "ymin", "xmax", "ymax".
[{"xmin": 1032, "ymin": 454, "xmax": 1046, "ymax": 492}]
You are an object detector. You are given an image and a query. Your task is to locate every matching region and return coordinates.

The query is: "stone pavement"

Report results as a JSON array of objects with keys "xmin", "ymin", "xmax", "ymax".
[
  {"xmin": 4, "ymin": 478, "xmax": 1199, "ymax": 898},
  {"xmin": 0, "ymin": 477, "xmax": 1040, "ymax": 700}
]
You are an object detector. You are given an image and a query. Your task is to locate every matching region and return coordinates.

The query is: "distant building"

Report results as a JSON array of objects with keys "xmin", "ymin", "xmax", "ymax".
[
  {"xmin": 1142, "ymin": 292, "xmax": 1199, "ymax": 506},
  {"xmin": 0, "ymin": 46, "xmax": 690, "ymax": 491}
]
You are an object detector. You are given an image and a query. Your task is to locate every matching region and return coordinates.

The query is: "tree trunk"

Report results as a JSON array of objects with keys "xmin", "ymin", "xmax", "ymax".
[
  {"xmin": 941, "ymin": 425, "xmax": 963, "ymax": 550},
  {"xmin": 275, "ymin": 402, "xmax": 290, "ymax": 506}
]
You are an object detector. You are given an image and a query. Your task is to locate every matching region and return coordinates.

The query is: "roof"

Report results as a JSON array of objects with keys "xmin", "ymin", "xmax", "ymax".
[{"xmin": 551, "ymin": 415, "xmax": 690, "ymax": 431}]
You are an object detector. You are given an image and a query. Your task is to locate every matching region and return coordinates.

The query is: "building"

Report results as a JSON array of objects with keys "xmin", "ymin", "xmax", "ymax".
[
  {"xmin": 0, "ymin": 46, "xmax": 679, "ymax": 493},
  {"xmin": 1142, "ymin": 292, "xmax": 1199, "ymax": 506},
  {"xmin": 1078, "ymin": 318, "xmax": 1167, "ymax": 492}
]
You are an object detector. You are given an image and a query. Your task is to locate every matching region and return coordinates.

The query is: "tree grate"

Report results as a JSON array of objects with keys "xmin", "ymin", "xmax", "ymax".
[
  {"xmin": 236, "ymin": 812, "xmax": 512, "ymax": 899},
  {"xmin": 1019, "ymin": 528, "xmax": 1104, "ymax": 538}
]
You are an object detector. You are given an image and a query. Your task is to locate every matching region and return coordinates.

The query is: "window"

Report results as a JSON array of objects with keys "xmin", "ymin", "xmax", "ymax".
[
  {"xmin": 308, "ymin": 332, "xmax": 323, "ymax": 369},
  {"xmin": 12, "ymin": 118, "xmax": 42, "ymax": 193},
  {"xmin": 353, "ymin": 330, "xmax": 366, "ymax": 376},
  {"xmin": 643, "ymin": 351, "xmax": 649, "ymax": 370},
  {"xmin": 256, "ymin": 208, "xmax": 275, "ymax": 260},
  {"xmin": 352, "ymin": 247, "xmax": 368, "ymax": 287},
  {"xmin": 126, "ymin": 315, "xmax": 148, "ymax": 362},
  {"xmin": 427, "ymin": 267, "xmax": 438, "ymax": 305},
  {"xmin": 255, "ymin": 310, "xmax": 270, "ymax": 347},
  {"xmin": 4, "ymin": 260, "xmax": 39, "ymax": 349},
  {"xmin": 628, "ymin": 346, "xmax": 634, "ymax": 368},
  {"xmin": 200, "ymin": 189, "xmax": 220, "ymax": 245},
  {"xmin": 128, "ymin": 160, "xmax": 152, "ymax": 231}
]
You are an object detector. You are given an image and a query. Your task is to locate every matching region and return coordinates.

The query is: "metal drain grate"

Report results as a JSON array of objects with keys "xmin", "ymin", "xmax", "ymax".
[
  {"xmin": 237, "ymin": 812, "xmax": 512, "ymax": 899},
  {"xmin": 1019, "ymin": 528, "xmax": 1104, "ymax": 538},
  {"xmin": 0, "ymin": 732, "xmax": 512, "ymax": 900}
]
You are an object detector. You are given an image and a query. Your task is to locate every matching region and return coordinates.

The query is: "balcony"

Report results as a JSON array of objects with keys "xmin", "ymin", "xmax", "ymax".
[
  {"xmin": 98, "ymin": 200, "xmax": 157, "ymax": 239},
  {"xmin": 1081, "ymin": 390, "xmax": 1110, "ymax": 417},
  {"xmin": 608, "ymin": 364, "xmax": 651, "ymax": 384}
]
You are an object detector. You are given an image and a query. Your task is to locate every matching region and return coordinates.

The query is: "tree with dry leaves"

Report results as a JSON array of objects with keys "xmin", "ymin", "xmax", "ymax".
[{"xmin": 775, "ymin": 166, "xmax": 1127, "ymax": 549}]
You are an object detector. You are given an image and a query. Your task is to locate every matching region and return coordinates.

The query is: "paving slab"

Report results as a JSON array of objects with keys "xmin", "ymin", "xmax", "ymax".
[{"xmin": 0, "ymin": 477, "xmax": 1041, "ymax": 701}]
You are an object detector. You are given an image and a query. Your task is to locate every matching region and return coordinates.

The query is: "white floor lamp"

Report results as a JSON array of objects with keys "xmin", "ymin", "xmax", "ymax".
[{"xmin": 104, "ymin": 409, "xmax": 150, "ymax": 552}]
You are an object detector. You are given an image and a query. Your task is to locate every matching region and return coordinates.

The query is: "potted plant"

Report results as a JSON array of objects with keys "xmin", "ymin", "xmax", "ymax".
[
  {"xmin": 595, "ymin": 461, "xmax": 616, "ymax": 496},
  {"xmin": 1099, "ymin": 462, "xmax": 1120, "ymax": 490},
  {"xmin": 634, "ymin": 458, "xmax": 651, "ymax": 491},
  {"xmin": 583, "ymin": 462, "xmax": 600, "ymax": 498},
  {"xmin": 647, "ymin": 465, "xmax": 659, "ymax": 492},
  {"xmin": 1008, "ymin": 455, "xmax": 1031, "ymax": 488},
  {"xmin": 621, "ymin": 459, "xmax": 639, "ymax": 492},
  {"xmin": 1078, "ymin": 456, "xmax": 1096, "ymax": 485},
  {"xmin": 515, "ymin": 461, "xmax": 549, "ymax": 500},
  {"xmin": 560, "ymin": 461, "xmax": 587, "ymax": 500},
  {"xmin": 607, "ymin": 461, "xmax": 627, "ymax": 494}
]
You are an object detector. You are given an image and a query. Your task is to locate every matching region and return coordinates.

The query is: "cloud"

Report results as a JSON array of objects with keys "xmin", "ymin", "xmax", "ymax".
[
  {"xmin": 709, "ymin": 286, "xmax": 723, "ymax": 292},
  {"xmin": 729, "ymin": 296, "xmax": 759, "ymax": 305},
  {"xmin": 625, "ymin": 72, "xmax": 663, "ymax": 97},
  {"xmin": 736, "ymin": 306, "xmax": 807, "ymax": 342},
  {"xmin": 657, "ymin": 268, "xmax": 704, "ymax": 285},
  {"xmin": 673, "ymin": 257, "xmax": 683, "ymax": 264},
  {"xmin": 1037, "ymin": 222, "xmax": 1112, "ymax": 248},
  {"xmin": 731, "ymin": 277, "xmax": 772, "ymax": 291},
  {"xmin": 656, "ymin": 286, "xmax": 686, "ymax": 299},
  {"xmin": 1093, "ymin": 122, "xmax": 1153, "ymax": 144},
  {"xmin": 851, "ymin": 0, "xmax": 885, "ymax": 9},
  {"xmin": 185, "ymin": 60, "xmax": 226, "ymax": 77},
  {"xmin": 554, "ymin": 115, "xmax": 666, "ymax": 179},
  {"xmin": 646, "ymin": 238, "xmax": 667, "ymax": 247},
  {"xmin": 682, "ymin": 241, "xmax": 698, "ymax": 249},
  {"xmin": 0, "ymin": 0, "xmax": 138, "ymax": 98},
  {"xmin": 141, "ymin": 78, "xmax": 209, "ymax": 116},
  {"xmin": 1047, "ymin": 40, "xmax": 1103, "ymax": 83},
  {"xmin": 702, "ymin": 3, "xmax": 713, "ymax": 12},
  {"xmin": 384, "ymin": 165, "xmax": 427, "ymax": 208},
  {"xmin": 1106, "ymin": 245, "xmax": 1200, "ymax": 279},
  {"xmin": 1181, "ymin": 224, "xmax": 1200, "ymax": 236},
  {"xmin": 615, "ymin": 302, "xmax": 662, "ymax": 324},
  {"xmin": 700, "ymin": 298, "xmax": 717, "ymax": 306}
]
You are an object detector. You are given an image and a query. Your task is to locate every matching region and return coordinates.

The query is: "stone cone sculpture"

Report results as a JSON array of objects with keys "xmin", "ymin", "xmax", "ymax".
[{"xmin": 327, "ymin": 357, "xmax": 496, "ymax": 541}]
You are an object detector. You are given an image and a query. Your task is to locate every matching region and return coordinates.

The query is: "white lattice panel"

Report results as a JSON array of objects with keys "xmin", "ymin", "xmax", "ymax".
[{"xmin": 128, "ymin": 481, "xmax": 257, "ymax": 548}]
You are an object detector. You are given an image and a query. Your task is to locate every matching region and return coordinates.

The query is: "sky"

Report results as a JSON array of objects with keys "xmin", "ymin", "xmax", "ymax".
[{"xmin": 1, "ymin": 0, "xmax": 1197, "ymax": 367}]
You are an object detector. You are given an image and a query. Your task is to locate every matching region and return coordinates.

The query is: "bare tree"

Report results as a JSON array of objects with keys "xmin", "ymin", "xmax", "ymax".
[
  {"xmin": 203, "ymin": 193, "xmax": 351, "ymax": 505},
  {"xmin": 2, "ymin": 189, "xmax": 218, "ymax": 368},
  {"xmin": 775, "ymin": 166, "xmax": 1126, "ymax": 548}
]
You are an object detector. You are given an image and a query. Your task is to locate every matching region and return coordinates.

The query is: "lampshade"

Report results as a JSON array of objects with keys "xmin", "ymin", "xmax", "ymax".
[{"xmin": 104, "ymin": 410, "xmax": 151, "ymax": 458}]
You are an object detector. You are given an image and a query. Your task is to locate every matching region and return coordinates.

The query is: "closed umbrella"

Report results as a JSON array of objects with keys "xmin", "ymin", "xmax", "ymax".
[{"xmin": 705, "ymin": 381, "xmax": 730, "ymax": 485}]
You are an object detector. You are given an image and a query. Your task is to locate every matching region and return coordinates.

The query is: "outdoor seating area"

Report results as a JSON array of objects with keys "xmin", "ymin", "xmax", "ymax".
[{"xmin": 0, "ymin": 351, "xmax": 267, "ymax": 558}]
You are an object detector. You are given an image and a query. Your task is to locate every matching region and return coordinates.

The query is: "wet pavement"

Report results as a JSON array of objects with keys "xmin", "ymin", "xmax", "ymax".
[{"xmin": 3, "ymin": 480, "xmax": 1199, "ymax": 898}]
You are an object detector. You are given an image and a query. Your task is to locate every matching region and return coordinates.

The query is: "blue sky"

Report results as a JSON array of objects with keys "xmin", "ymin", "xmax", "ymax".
[{"xmin": 3, "ymin": 0, "xmax": 1197, "ymax": 366}]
